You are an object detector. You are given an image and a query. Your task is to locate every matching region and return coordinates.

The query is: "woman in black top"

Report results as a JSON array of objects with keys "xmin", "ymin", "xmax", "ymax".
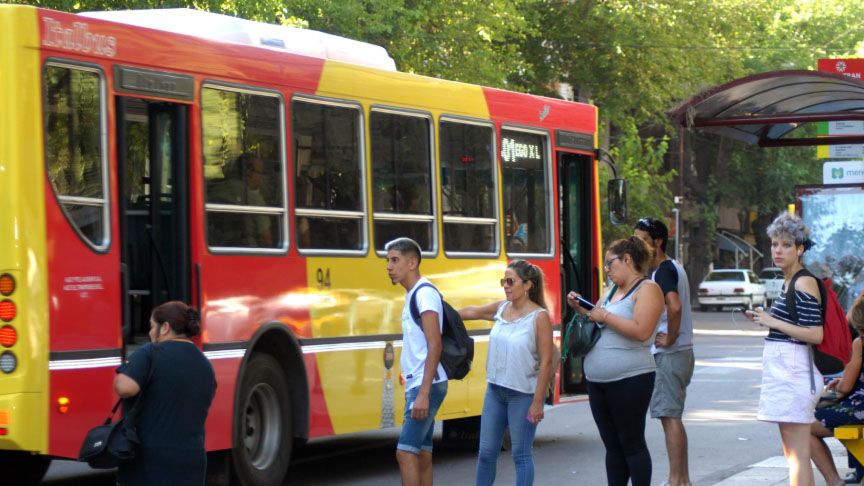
[{"xmin": 114, "ymin": 301, "xmax": 217, "ymax": 486}]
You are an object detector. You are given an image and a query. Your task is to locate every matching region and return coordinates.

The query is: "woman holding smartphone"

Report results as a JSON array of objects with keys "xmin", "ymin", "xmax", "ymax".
[
  {"xmin": 567, "ymin": 236, "xmax": 664, "ymax": 486},
  {"xmin": 744, "ymin": 212, "xmax": 823, "ymax": 486}
]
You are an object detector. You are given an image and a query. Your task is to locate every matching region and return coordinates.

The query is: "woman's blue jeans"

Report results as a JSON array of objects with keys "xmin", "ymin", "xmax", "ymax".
[{"xmin": 476, "ymin": 383, "xmax": 538, "ymax": 486}]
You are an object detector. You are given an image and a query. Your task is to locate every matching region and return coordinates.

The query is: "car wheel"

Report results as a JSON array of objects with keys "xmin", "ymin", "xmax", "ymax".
[
  {"xmin": 700, "ymin": 305, "xmax": 709, "ymax": 312},
  {"xmin": 746, "ymin": 296, "xmax": 754, "ymax": 310}
]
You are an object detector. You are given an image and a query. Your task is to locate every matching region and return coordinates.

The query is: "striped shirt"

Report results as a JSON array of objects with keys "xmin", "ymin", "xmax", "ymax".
[{"xmin": 765, "ymin": 287, "xmax": 823, "ymax": 345}]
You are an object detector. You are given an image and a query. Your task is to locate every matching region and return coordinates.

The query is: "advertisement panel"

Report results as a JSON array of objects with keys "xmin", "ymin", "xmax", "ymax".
[{"xmin": 797, "ymin": 184, "xmax": 864, "ymax": 309}]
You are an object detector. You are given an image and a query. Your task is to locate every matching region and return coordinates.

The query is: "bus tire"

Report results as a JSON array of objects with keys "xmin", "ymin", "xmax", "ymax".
[
  {"xmin": 231, "ymin": 354, "xmax": 292, "ymax": 486},
  {"xmin": 0, "ymin": 451, "xmax": 50, "ymax": 485}
]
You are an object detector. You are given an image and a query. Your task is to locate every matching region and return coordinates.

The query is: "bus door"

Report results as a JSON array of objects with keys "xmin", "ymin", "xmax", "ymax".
[
  {"xmin": 557, "ymin": 151, "xmax": 594, "ymax": 394},
  {"xmin": 116, "ymin": 97, "xmax": 191, "ymax": 345}
]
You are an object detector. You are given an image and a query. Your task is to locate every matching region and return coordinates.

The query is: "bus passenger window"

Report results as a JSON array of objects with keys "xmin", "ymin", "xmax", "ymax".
[
  {"xmin": 202, "ymin": 87, "xmax": 285, "ymax": 250},
  {"xmin": 501, "ymin": 129, "xmax": 551, "ymax": 255},
  {"xmin": 291, "ymin": 99, "xmax": 364, "ymax": 252},
  {"xmin": 440, "ymin": 120, "xmax": 497, "ymax": 255},
  {"xmin": 44, "ymin": 64, "xmax": 107, "ymax": 249},
  {"xmin": 370, "ymin": 111, "xmax": 434, "ymax": 253}
]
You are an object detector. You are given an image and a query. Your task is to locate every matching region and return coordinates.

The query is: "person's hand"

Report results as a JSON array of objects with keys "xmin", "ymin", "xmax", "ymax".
[
  {"xmin": 654, "ymin": 332, "xmax": 669, "ymax": 347},
  {"xmin": 826, "ymin": 378, "xmax": 841, "ymax": 391},
  {"xmin": 744, "ymin": 307, "xmax": 773, "ymax": 328},
  {"xmin": 411, "ymin": 391, "xmax": 430, "ymax": 420},
  {"xmin": 566, "ymin": 292, "xmax": 590, "ymax": 315},
  {"xmin": 528, "ymin": 400, "xmax": 544, "ymax": 425}
]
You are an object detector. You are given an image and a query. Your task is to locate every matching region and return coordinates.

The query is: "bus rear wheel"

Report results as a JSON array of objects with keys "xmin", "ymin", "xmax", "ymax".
[
  {"xmin": 231, "ymin": 354, "xmax": 293, "ymax": 486},
  {"xmin": 0, "ymin": 451, "xmax": 50, "ymax": 485}
]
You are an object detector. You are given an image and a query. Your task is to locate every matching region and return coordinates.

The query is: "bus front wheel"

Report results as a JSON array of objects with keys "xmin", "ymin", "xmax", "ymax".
[{"xmin": 232, "ymin": 354, "xmax": 293, "ymax": 486}]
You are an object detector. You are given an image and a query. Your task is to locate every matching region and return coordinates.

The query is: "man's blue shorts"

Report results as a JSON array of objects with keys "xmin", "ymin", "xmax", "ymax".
[{"xmin": 397, "ymin": 381, "xmax": 448, "ymax": 454}]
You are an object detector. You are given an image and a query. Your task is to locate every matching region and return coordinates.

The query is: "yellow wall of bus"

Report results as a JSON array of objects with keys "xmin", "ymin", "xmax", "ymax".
[
  {"xmin": 0, "ymin": 5, "xmax": 50, "ymax": 454},
  {"xmin": 306, "ymin": 62, "xmax": 504, "ymax": 434}
]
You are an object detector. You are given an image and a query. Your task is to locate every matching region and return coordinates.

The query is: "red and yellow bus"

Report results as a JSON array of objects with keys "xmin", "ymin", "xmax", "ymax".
[{"xmin": 0, "ymin": 5, "xmax": 609, "ymax": 484}]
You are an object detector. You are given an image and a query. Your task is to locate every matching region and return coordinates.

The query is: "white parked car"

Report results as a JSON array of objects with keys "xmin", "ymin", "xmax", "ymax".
[
  {"xmin": 759, "ymin": 267, "xmax": 784, "ymax": 306},
  {"xmin": 697, "ymin": 269, "xmax": 767, "ymax": 311}
]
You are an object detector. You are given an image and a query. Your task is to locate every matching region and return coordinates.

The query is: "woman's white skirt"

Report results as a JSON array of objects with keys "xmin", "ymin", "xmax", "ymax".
[{"xmin": 757, "ymin": 340, "xmax": 821, "ymax": 424}]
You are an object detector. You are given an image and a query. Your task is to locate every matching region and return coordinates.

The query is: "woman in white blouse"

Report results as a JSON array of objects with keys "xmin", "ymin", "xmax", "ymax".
[{"xmin": 458, "ymin": 260, "xmax": 555, "ymax": 486}]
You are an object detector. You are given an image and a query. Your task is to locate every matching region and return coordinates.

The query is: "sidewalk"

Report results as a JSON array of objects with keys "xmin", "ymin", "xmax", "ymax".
[{"xmin": 711, "ymin": 438, "xmax": 854, "ymax": 485}]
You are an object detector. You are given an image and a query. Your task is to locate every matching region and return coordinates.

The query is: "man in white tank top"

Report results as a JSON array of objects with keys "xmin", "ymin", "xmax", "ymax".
[{"xmin": 635, "ymin": 218, "xmax": 695, "ymax": 486}]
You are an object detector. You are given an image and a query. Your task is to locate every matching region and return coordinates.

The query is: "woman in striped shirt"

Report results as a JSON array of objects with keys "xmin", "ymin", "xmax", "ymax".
[{"xmin": 745, "ymin": 213, "xmax": 823, "ymax": 486}]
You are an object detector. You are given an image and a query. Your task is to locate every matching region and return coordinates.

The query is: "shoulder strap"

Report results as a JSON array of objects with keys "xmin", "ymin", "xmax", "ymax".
[
  {"xmin": 787, "ymin": 268, "xmax": 826, "ymax": 323},
  {"xmin": 409, "ymin": 282, "xmax": 439, "ymax": 326},
  {"xmin": 123, "ymin": 344, "xmax": 159, "ymax": 420}
]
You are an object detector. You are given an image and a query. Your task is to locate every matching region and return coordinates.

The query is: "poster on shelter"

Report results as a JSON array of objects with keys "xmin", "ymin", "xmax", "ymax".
[{"xmin": 799, "ymin": 185, "xmax": 864, "ymax": 310}]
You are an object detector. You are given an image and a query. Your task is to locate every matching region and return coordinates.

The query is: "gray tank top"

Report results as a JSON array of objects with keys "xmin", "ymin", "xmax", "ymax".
[{"xmin": 584, "ymin": 280, "xmax": 657, "ymax": 383}]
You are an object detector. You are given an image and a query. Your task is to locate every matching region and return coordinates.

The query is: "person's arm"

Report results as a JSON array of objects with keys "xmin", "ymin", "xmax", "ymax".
[
  {"xmin": 113, "ymin": 374, "xmax": 141, "ymax": 399},
  {"xmin": 749, "ymin": 276, "xmax": 824, "ymax": 344},
  {"xmin": 528, "ymin": 311, "xmax": 554, "ymax": 425},
  {"xmin": 590, "ymin": 282, "xmax": 664, "ymax": 341},
  {"xmin": 657, "ymin": 291, "xmax": 683, "ymax": 347},
  {"xmin": 412, "ymin": 309, "xmax": 442, "ymax": 420},
  {"xmin": 459, "ymin": 301, "xmax": 504, "ymax": 322},
  {"xmin": 831, "ymin": 338, "xmax": 863, "ymax": 395}
]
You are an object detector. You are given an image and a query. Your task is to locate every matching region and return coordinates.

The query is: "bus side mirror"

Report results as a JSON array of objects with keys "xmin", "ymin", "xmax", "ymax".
[{"xmin": 608, "ymin": 179, "xmax": 627, "ymax": 225}]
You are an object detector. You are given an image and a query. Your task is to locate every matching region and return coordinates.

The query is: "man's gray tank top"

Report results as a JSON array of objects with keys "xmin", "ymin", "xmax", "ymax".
[{"xmin": 584, "ymin": 279, "xmax": 658, "ymax": 383}]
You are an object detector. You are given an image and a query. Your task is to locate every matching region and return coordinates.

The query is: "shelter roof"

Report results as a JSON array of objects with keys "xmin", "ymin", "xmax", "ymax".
[{"xmin": 669, "ymin": 70, "xmax": 864, "ymax": 147}]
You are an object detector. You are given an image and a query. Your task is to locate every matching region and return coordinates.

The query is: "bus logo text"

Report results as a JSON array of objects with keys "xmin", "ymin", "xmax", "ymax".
[{"xmin": 42, "ymin": 17, "xmax": 117, "ymax": 58}]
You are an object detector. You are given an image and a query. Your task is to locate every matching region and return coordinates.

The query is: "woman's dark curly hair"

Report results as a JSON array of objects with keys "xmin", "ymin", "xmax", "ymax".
[{"xmin": 152, "ymin": 301, "xmax": 202, "ymax": 338}]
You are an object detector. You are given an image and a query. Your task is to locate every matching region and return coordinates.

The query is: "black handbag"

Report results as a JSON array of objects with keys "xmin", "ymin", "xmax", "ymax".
[
  {"xmin": 563, "ymin": 314, "xmax": 601, "ymax": 359},
  {"xmin": 79, "ymin": 346, "xmax": 157, "ymax": 469},
  {"xmin": 562, "ymin": 285, "xmax": 617, "ymax": 359}
]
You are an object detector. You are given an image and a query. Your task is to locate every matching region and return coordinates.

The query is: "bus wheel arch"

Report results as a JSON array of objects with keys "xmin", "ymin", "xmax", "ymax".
[{"xmin": 231, "ymin": 323, "xmax": 309, "ymax": 486}]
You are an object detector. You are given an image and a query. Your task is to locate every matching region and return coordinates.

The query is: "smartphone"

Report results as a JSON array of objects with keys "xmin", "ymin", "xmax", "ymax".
[{"xmin": 575, "ymin": 295, "xmax": 595, "ymax": 311}]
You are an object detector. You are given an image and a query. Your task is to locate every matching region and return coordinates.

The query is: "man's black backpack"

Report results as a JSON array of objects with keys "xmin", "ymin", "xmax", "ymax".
[{"xmin": 409, "ymin": 282, "xmax": 474, "ymax": 380}]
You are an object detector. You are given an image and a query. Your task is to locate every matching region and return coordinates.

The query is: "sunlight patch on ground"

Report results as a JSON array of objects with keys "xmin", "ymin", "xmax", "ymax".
[
  {"xmin": 695, "ymin": 359, "xmax": 763, "ymax": 371},
  {"xmin": 686, "ymin": 409, "xmax": 758, "ymax": 422}
]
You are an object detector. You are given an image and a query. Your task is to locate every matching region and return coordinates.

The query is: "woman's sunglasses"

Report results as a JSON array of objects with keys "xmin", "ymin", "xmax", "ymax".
[{"xmin": 500, "ymin": 277, "xmax": 526, "ymax": 287}]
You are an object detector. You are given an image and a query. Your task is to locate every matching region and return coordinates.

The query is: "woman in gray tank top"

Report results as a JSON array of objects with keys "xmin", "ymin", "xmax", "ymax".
[
  {"xmin": 567, "ymin": 237, "xmax": 664, "ymax": 486},
  {"xmin": 459, "ymin": 260, "xmax": 555, "ymax": 486}
]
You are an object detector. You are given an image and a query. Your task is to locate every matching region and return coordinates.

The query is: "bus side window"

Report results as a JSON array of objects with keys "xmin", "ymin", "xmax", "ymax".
[
  {"xmin": 439, "ymin": 120, "xmax": 497, "ymax": 255},
  {"xmin": 201, "ymin": 87, "xmax": 286, "ymax": 251},
  {"xmin": 370, "ymin": 110, "xmax": 434, "ymax": 253},
  {"xmin": 44, "ymin": 64, "xmax": 108, "ymax": 250},
  {"xmin": 291, "ymin": 99, "xmax": 364, "ymax": 252}
]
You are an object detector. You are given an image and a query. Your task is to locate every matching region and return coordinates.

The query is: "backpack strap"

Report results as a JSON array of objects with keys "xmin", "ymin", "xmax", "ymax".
[
  {"xmin": 787, "ymin": 268, "xmax": 827, "ymax": 324},
  {"xmin": 409, "ymin": 282, "xmax": 440, "ymax": 327}
]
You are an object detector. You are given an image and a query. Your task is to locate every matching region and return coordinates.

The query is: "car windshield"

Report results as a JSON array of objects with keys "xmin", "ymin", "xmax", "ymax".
[
  {"xmin": 760, "ymin": 269, "xmax": 782, "ymax": 279},
  {"xmin": 704, "ymin": 271, "xmax": 745, "ymax": 282}
]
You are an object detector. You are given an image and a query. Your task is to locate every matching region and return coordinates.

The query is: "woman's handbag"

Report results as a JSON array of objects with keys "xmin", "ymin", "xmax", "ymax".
[
  {"xmin": 78, "ymin": 400, "xmax": 140, "ymax": 468},
  {"xmin": 78, "ymin": 346, "xmax": 157, "ymax": 469},
  {"xmin": 562, "ymin": 285, "xmax": 617, "ymax": 359},
  {"xmin": 562, "ymin": 313, "xmax": 601, "ymax": 359}
]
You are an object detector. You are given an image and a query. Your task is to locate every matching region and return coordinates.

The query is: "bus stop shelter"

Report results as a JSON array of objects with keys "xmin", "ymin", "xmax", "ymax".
[
  {"xmin": 670, "ymin": 69, "xmax": 864, "ymax": 461},
  {"xmin": 670, "ymin": 70, "xmax": 864, "ymax": 147}
]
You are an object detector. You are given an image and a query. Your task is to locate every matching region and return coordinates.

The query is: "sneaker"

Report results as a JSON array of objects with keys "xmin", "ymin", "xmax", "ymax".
[{"xmin": 845, "ymin": 471, "xmax": 860, "ymax": 484}]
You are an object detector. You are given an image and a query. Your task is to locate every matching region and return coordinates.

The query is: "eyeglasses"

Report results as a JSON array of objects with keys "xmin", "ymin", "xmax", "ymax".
[
  {"xmin": 603, "ymin": 257, "xmax": 621, "ymax": 269},
  {"xmin": 500, "ymin": 277, "xmax": 526, "ymax": 287}
]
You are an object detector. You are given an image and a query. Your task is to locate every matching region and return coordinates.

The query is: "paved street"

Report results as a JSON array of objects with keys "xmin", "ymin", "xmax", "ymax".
[{"xmin": 43, "ymin": 310, "xmax": 854, "ymax": 485}]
